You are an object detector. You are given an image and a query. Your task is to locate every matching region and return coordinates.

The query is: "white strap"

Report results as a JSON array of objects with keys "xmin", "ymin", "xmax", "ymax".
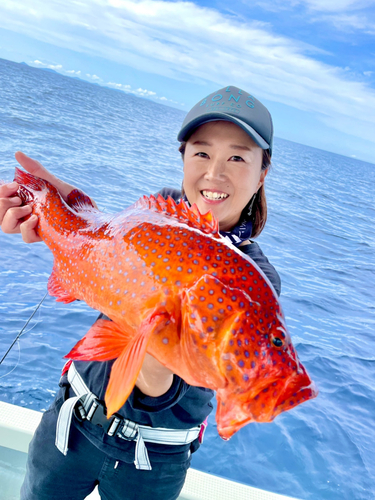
[
  {"xmin": 55, "ymin": 362, "xmax": 96, "ymax": 455},
  {"xmin": 55, "ymin": 362, "xmax": 201, "ymax": 470},
  {"xmin": 134, "ymin": 433, "xmax": 151, "ymax": 470},
  {"xmin": 68, "ymin": 362, "xmax": 90, "ymax": 397},
  {"xmin": 55, "ymin": 395, "xmax": 82, "ymax": 455},
  {"xmin": 138, "ymin": 426, "xmax": 200, "ymax": 444}
]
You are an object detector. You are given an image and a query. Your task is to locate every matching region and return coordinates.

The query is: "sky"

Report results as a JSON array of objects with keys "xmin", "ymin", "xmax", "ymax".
[{"xmin": 0, "ymin": 0, "xmax": 374, "ymax": 163}]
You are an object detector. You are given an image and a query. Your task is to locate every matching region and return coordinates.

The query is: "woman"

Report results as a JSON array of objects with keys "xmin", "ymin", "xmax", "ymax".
[{"xmin": 0, "ymin": 85, "xmax": 281, "ymax": 500}]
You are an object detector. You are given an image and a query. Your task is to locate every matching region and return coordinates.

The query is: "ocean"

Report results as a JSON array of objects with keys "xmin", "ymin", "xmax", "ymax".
[{"xmin": 0, "ymin": 57, "xmax": 374, "ymax": 499}]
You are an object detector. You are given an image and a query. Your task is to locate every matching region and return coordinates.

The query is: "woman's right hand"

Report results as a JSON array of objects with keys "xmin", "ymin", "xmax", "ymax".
[{"xmin": 0, "ymin": 151, "xmax": 83, "ymax": 243}]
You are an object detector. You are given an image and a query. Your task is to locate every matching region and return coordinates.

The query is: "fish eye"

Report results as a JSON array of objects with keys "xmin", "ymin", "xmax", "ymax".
[{"xmin": 272, "ymin": 337, "xmax": 283, "ymax": 347}]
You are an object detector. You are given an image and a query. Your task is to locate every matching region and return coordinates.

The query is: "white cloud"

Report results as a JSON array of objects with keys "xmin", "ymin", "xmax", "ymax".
[
  {"xmin": 86, "ymin": 73, "xmax": 101, "ymax": 80},
  {"xmin": 315, "ymin": 12, "xmax": 375, "ymax": 33},
  {"xmin": 1, "ymin": 0, "xmax": 374, "ymax": 143},
  {"xmin": 32, "ymin": 59, "xmax": 62, "ymax": 70},
  {"xmin": 66, "ymin": 69, "xmax": 81, "ymax": 75},
  {"xmin": 296, "ymin": 0, "xmax": 375, "ymax": 12},
  {"xmin": 136, "ymin": 87, "xmax": 156, "ymax": 95},
  {"xmin": 107, "ymin": 81, "xmax": 131, "ymax": 90},
  {"xmin": 260, "ymin": 0, "xmax": 375, "ymax": 13},
  {"xmin": 107, "ymin": 81, "xmax": 160, "ymax": 98},
  {"xmin": 257, "ymin": 0, "xmax": 375, "ymax": 33}
]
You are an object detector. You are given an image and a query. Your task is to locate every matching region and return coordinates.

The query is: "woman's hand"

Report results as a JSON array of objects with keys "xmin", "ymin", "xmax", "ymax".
[
  {"xmin": 0, "ymin": 180, "xmax": 38, "ymax": 238},
  {"xmin": 0, "ymin": 152, "xmax": 94, "ymax": 243}
]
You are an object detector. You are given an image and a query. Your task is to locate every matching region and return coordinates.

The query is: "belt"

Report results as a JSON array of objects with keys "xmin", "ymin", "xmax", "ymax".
[{"xmin": 55, "ymin": 362, "xmax": 202, "ymax": 470}]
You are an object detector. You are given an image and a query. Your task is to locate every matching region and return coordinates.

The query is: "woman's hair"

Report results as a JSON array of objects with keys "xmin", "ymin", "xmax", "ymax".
[{"xmin": 179, "ymin": 142, "xmax": 271, "ymax": 238}]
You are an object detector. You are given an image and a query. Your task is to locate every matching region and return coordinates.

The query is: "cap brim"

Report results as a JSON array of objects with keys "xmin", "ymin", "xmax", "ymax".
[{"xmin": 177, "ymin": 113, "xmax": 270, "ymax": 150}]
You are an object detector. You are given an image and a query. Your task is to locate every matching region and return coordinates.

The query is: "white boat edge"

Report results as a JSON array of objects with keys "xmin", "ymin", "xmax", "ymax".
[{"xmin": 0, "ymin": 400, "xmax": 301, "ymax": 500}]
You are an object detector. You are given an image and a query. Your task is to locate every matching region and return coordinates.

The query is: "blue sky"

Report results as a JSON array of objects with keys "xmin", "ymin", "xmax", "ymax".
[{"xmin": 0, "ymin": 0, "xmax": 374, "ymax": 162}]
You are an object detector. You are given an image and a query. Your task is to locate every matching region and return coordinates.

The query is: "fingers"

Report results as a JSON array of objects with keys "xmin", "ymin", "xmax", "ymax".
[
  {"xmin": 20, "ymin": 214, "xmax": 42, "ymax": 243},
  {"xmin": 15, "ymin": 151, "xmax": 76, "ymax": 201},
  {"xmin": 0, "ymin": 181, "xmax": 22, "ymax": 233},
  {"xmin": 1, "ymin": 203, "xmax": 42, "ymax": 241},
  {"xmin": 0, "ymin": 181, "xmax": 19, "ymax": 198},
  {"xmin": 0, "ymin": 181, "xmax": 42, "ymax": 241}
]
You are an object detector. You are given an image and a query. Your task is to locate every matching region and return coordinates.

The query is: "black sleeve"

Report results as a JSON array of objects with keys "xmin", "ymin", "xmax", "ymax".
[{"xmin": 240, "ymin": 242, "xmax": 281, "ymax": 296}]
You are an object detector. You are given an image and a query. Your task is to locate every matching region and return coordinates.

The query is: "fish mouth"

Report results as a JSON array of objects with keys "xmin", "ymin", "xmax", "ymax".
[
  {"xmin": 215, "ymin": 371, "xmax": 318, "ymax": 440},
  {"xmin": 272, "ymin": 378, "xmax": 318, "ymax": 418}
]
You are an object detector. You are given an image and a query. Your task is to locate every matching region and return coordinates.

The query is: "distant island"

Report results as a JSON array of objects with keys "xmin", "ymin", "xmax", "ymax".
[{"xmin": 20, "ymin": 62, "xmax": 58, "ymax": 74}]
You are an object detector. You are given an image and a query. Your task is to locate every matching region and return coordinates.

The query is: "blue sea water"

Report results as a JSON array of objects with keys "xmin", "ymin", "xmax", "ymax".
[{"xmin": 0, "ymin": 57, "xmax": 374, "ymax": 499}]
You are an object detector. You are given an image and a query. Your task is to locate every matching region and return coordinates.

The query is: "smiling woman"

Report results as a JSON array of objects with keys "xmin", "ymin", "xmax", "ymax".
[
  {"xmin": 178, "ymin": 86, "xmax": 273, "ymax": 240},
  {"xmin": 0, "ymin": 84, "xmax": 287, "ymax": 500}
]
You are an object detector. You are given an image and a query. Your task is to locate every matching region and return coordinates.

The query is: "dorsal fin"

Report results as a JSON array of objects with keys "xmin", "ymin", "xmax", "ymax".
[{"xmin": 134, "ymin": 194, "xmax": 219, "ymax": 235}]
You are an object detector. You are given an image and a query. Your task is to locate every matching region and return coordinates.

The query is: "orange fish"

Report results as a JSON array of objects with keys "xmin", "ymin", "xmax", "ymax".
[{"xmin": 10, "ymin": 167, "xmax": 317, "ymax": 439}]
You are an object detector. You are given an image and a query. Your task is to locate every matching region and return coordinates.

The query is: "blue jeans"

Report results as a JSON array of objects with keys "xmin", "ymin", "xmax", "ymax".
[{"xmin": 20, "ymin": 397, "xmax": 191, "ymax": 500}]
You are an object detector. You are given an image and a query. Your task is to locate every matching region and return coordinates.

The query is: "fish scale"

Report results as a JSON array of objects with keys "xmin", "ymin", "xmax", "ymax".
[{"xmin": 9, "ymin": 167, "xmax": 318, "ymax": 440}]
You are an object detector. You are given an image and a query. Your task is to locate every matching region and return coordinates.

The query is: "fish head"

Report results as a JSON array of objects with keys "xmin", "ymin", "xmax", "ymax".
[{"xmin": 215, "ymin": 299, "xmax": 318, "ymax": 439}]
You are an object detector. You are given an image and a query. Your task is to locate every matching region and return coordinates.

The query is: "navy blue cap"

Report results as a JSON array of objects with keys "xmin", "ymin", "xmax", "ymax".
[{"xmin": 177, "ymin": 85, "xmax": 273, "ymax": 155}]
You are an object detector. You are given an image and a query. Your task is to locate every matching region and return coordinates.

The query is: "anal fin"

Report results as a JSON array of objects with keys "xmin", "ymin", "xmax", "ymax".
[{"xmin": 48, "ymin": 266, "xmax": 77, "ymax": 303}]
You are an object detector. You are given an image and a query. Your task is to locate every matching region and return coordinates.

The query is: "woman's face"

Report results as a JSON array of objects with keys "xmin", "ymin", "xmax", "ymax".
[{"xmin": 183, "ymin": 121, "xmax": 266, "ymax": 231}]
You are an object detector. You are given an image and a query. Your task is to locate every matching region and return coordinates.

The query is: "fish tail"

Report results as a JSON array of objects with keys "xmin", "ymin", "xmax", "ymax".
[{"xmin": 14, "ymin": 167, "xmax": 50, "ymax": 192}]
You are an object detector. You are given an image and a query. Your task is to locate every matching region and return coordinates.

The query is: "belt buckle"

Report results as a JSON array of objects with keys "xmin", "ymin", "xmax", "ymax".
[
  {"xmin": 118, "ymin": 419, "xmax": 139, "ymax": 441},
  {"xmin": 86, "ymin": 399, "xmax": 122, "ymax": 436}
]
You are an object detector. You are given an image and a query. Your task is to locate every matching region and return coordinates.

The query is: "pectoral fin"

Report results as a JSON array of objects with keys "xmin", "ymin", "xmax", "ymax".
[{"xmin": 65, "ymin": 319, "xmax": 130, "ymax": 361}]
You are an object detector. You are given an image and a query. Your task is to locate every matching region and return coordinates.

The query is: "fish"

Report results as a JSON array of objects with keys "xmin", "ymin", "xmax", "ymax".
[{"xmin": 9, "ymin": 167, "xmax": 317, "ymax": 439}]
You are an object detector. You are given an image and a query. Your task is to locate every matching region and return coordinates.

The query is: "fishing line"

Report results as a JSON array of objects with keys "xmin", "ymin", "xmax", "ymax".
[
  {"xmin": 0, "ymin": 318, "xmax": 43, "ymax": 380},
  {"xmin": 0, "ymin": 339, "xmax": 21, "ymax": 379},
  {"xmin": 0, "ymin": 291, "xmax": 48, "ymax": 366}
]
